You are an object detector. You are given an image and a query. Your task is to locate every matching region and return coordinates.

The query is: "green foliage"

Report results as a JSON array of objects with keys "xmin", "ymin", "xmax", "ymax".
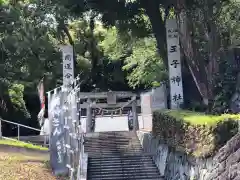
[
  {"xmin": 123, "ymin": 37, "xmax": 167, "ymax": 88},
  {"xmin": 216, "ymin": 0, "xmax": 240, "ymax": 46},
  {"xmin": 100, "ymin": 27, "xmax": 130, "ymax": 61},
  {"xmin": 0, "ymin": 2, "xmax": 62, "ymax": 91},
  {"xmin": 100, "ymin": 27, "xmax": 167, "ymax": 88},
  {"xmin": 0, "ymin": 0, "xmax": 238, "ymax": 123},
  {"xmin": 153, "ymin": 110, "xmax": 239, "ymax": 157},
  {"xmin": 8, "ymin": 84, "xmax": 30, "ymax": 118},
  {"xmin": 212, "ymin": 52, "xmax": 238, "ymax": 113},
  {"xmin": 211, "ymin": 1, "xmax": 240, "ymax": 113}
]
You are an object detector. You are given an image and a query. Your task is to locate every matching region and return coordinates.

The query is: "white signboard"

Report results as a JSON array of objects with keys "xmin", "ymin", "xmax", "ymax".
[
  {"xmin": 107, "ymin": 92, "xmax": 117, "ymax": 105},
  {"xmin": 140, "ymin": 92, "xmax": 152, "ymax": 115},
  {"xmin": 151, "ymin": 85, "xmax": 167, "ymax": 111},
  {"xmin": 166, "ymin": 19, "xmax": 184, "ymax": 109},
  {"xmin": 140, "ymin": 92, "xmax": 152, "ymax": 130},
  {"xmin": 60, "ymin": 45, "xmax": 74, "ymax": 86}
]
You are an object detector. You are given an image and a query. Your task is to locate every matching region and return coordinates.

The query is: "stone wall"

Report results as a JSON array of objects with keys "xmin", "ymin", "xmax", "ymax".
[
  {"xmin": 204, "ymin": 133, "xmax": 240, "ymax": 180},
  {"xmin": 137, "ymin": 131, "xmax": 213, "ymax": 180}
]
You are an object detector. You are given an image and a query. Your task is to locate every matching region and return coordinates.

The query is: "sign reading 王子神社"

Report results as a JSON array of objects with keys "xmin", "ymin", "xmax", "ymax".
[
  {"xmin": 166, "ymin": 19, "xmax": 184, "ymax": 109},
  {"xmin": 60, "ymin": 45, "xmax": 74, "ymax": 86}
]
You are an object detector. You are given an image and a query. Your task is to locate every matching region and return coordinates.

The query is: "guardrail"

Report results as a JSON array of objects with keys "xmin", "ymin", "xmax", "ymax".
[{"xmin": 0, "ymin": 117, "xmax": 48, "ymax": 146}]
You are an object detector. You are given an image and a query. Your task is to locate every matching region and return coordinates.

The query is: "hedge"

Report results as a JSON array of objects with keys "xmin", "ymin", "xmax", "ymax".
[{"xmin": 152, "ymin": 110, "xmax": 240, "ymax": 158}]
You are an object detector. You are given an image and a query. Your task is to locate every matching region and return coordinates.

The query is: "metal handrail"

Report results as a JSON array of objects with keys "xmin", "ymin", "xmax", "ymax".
[
  {"xmin": 0, "ymin": 117, "xmax": 48, "ymax": 147},
  {"xmin": 0, "ymin": 118, "xmax": 41, "ymax": 132}
]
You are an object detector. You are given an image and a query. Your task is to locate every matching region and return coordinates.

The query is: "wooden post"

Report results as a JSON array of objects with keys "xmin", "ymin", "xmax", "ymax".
[
  {"xmin": 86, "ymin": 99, "xmax": 92, "ymax": 133},
  {"xmin": 17, "ymin": 125, "xmax": 20, "ymax": 140},
  {"xmin": 132, "ymin": 96, "xmax": 139, "ymax": 131}
]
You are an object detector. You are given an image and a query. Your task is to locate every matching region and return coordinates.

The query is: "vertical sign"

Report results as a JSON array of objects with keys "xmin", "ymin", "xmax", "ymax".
[
  {"xmin": 166, "ymin": 19, "xmax": 184, "ymax": 109},
  {"xmin": 49, "ymin": 90, "xmax": 68, "ymax": 175},
  {"xmin": 60, "ymin": 45, "xmax": 74, "ymax": 86}
]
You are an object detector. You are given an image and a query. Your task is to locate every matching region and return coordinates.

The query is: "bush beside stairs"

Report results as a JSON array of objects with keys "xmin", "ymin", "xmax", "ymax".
[{"xmin": 84, "ymin": 131, "xmax": 164, "ymax": 180}]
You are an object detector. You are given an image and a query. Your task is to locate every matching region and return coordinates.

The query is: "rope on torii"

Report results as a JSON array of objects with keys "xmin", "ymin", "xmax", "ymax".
[{"xmin": 91, "ymin": 96, "xmax": 136, "ymax": 118}]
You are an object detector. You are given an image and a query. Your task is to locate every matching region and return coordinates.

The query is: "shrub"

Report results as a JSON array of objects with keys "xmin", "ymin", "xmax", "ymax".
[{"xmin": 152, "ymin": 110, "xmax": 239, "ymax": 157}]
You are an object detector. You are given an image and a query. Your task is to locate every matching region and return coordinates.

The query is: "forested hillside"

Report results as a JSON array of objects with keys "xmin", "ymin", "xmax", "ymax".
[{"xmin": 0, "ymin": 0, "xmax": 239, "ymax": 136}]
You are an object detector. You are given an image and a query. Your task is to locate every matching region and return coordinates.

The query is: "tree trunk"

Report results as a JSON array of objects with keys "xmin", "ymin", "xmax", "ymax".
[
  {"xmin": 142, "ymin": 0, "xmax": 168, "ymax": 65},
  {"xmin": 176, "ymin": 0, "xmax": 210, "ymax": 105},
  {"xmin": 89, "ymin": 16, "xmax": 100, "ymax": 87}
]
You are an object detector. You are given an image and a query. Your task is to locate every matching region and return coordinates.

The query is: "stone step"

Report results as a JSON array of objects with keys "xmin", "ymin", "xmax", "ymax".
[
  {"xmin": 88, "ymin": 165, "xmax": 157, "ymax": 171},
  {"xmin": 89, "ymin": 155, "xmax": 152, "ymax": 160},
  {"xmin": 86, "ymin": 134, "xmax": 138, "ymax": 137},
  {"xmin": 86, "ymin": 149, "xmax": 143, "ymax": 152},
  {"xmin": 88, "ymin": 170, "xmax": 160, "ymax": 176},
  {"xmin": 86, "ymin": 131, "xmax": 161, "ymax": 180},
  {"xmin": 85, "ymin": 140, "xmax": 140, "ymax": 143},
  {"xmin": 86, "ymin": 147, "xmax": 142, "ymax": 151},
  {"xmin": 89, "ymin": 162, "xmax": 154, "ymax": 166},
  {"xmin": 85, "ymin": 147, "xmax": 142, "ymax": 150},
  {"xmin": 85, "ymin": 137, "xmax": 138, "ymax": 140},
  {"xmin": 87, "ymin": 147, "xmax": 141, "ymax": 150},
  {"xmin": 88, "ymin": 178, "xmax": 161, "ymax": 180},
  {"xmin": 85, "ymin": 131, "xmax": 136, "ymax": 137},
  {"xmin": 88, "ymin": 166, "xmax": 158, "ymax": 173},
  {"xmin": 87, "ymin": 153, "xmax": 144, "ymax": 157},
  {"xmin": 86, "ymin": 150, "xmax": 143, "ymax": 153},
  {"xmin": 85, "ymin": 140, "xmax": 140, "ymax": 144},
  {"xmin": 84, "ymin": 143, "xmax": 142, "ymax": 147},
  {"xmin": 86, "ymin": 135, "xmax": 138, "ymax": 138},
  {"xmin": 87, "ymin": 174, "xmax": 162, "ymax": 180},
  {"xmin": 85, "ymin": 148, "xmax": 143, "ymax": 151},
  {"xmin": 89, "ymin": 161, "xmax": 155, "ymax": 166},
  {"xmin": 89, "ymin": 158, "xmax": 152, "ymax": 164},
  {"xmin": 89, "ymin": 161, "xmax": 153, "ymax": 168},
  {"xmin": 88, "ymin": 173, "xmax": 162, "ymax": 177},
  {"xmin": 86, "ymin": 151, "xmax": 143, "ymax": 155}
]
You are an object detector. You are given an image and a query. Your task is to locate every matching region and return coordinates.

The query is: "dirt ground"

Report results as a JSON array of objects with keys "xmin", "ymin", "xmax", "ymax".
[{"xmin": 0, "ymin": 148, "xmax": 65, "ymax": 180}]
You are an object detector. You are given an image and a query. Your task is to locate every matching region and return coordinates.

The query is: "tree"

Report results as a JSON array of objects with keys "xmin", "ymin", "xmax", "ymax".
[
  {"xmin": 175, "ymin": 0, "xmax": 240, "ymax": 107},
  {"xmin": 100, "ymin": 27, "xmax": 167, "ymax": 88}
]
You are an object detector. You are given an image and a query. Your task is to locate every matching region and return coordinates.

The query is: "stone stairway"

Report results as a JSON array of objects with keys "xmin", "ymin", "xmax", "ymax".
[{"xmin": 85, "ymin": 131, "xmax": 163, "ymax": 180}]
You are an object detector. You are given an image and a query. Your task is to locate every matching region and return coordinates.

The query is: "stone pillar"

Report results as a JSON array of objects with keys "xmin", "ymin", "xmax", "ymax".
[
  {"xmin": 132, "ymin": 96, "xmax": 139, "ymax": 131},
  {"xmin": 86, "ymin": 99, "xmax": 92, "ymax": 133}
]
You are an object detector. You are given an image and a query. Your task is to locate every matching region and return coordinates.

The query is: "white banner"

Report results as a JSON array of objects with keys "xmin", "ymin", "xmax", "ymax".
[
  {"xmin": 166, "ymin": 19, "xmax": 184, "ymax": 109},
  {"xmin": 60, "ymin": 45, "xmax": 74, "ymax": 86}
]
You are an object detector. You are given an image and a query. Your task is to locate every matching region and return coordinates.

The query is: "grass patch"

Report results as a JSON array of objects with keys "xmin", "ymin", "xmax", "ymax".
[
  {"xmin": 153, "ymin": 109, "xmax": 239, "ymax": 157},
  {"xmin": 161, "ymin": 109, "xmax": 240, "ymax": 125},
  {"xmin": 0, "ymin": 139, "xmax": 48, "ymax": 151}
]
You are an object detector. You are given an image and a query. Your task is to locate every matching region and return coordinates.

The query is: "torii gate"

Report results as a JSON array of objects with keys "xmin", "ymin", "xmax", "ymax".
[{"xmin": 79, "ymin": 91, "xmax": 139, "ymax": 132}]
